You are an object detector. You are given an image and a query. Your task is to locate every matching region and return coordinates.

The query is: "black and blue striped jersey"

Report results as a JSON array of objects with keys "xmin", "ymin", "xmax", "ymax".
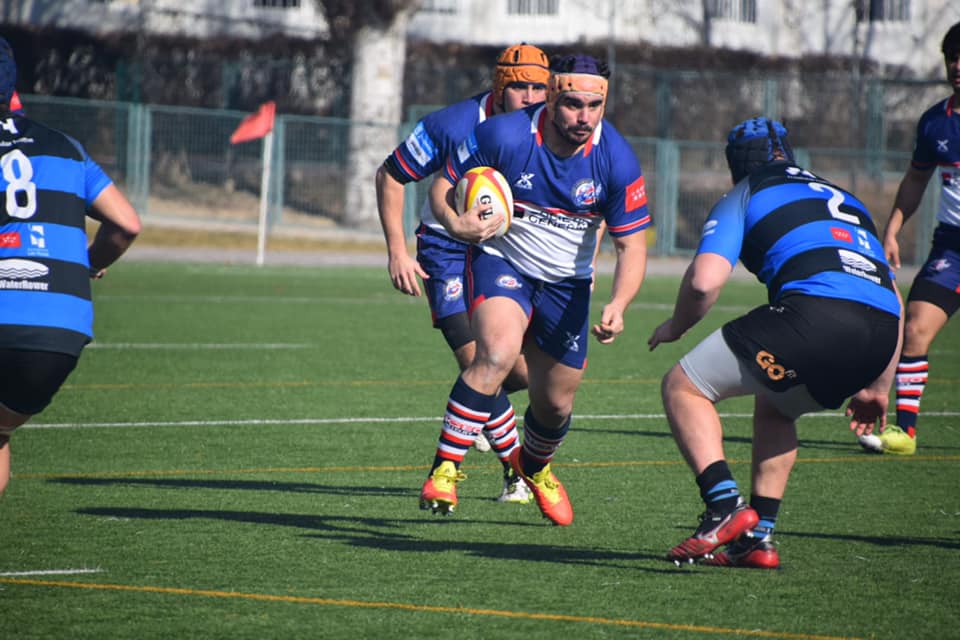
[
  {"xmin": 697, "ymin": 161, "xmax": 900, "ymax": 317},
  {"xmin": 0, "ymin": 114, "xmax": 111, "ymax": 355}
]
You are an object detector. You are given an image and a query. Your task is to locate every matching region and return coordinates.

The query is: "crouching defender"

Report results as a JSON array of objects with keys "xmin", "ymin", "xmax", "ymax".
[{"xmin": 648, "ymin": 117, "xmax": 902, "ymax": 568}]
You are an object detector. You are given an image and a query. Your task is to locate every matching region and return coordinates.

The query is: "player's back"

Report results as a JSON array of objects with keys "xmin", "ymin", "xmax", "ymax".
[
  {"xmin": 0, "ymin": 114, "xmax": 109, "ymax": 355},
  {"xmin": 738, "ymin": 162, "xmax": 899, "ymax": 316}
]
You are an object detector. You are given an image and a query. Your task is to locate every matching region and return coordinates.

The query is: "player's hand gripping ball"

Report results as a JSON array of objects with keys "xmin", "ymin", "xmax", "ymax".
[{"xmin": 454, "ymin": 167, "xmax": 513, "ymax": 237}]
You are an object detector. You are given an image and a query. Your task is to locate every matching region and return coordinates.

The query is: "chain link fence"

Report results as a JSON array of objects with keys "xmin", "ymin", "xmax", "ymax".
[{"xmin": 19, "ymin": 70, "xmax": 943, "ymax": 264}]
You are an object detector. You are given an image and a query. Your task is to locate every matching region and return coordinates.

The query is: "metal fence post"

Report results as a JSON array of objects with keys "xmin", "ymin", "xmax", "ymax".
[
  {"xmin": 271, "ymin": 116, "xmax": 285, "ymax": 225},
  {"xmin": 866, "ymin": 80, "xmax": 885, "ymax": 177},
  {"xmin": 654, "ymin": 139, "xmax": 679, "ymax": 256},
  {"xmin": 139, "ymin": 105, "xmax": 151, "ymax": 217}
]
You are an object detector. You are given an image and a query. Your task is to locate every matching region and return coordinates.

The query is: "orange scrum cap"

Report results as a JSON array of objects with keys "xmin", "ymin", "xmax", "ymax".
[
  {"xmin": 547, "ymin": 54, "xmax": 609, "ymax": 112},
  {"xmin": 493, "ymin": 43, "xmax": 550, "ymax": 106}
]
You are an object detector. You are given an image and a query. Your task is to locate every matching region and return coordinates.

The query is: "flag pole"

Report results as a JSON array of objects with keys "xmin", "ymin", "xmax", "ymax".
[{"xmin": 255, "ymin": 129, "xmax": 274, "ymax": 267}]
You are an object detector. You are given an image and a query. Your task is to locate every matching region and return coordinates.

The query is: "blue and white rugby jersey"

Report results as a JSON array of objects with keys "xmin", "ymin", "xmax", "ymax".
[
  {"xmin": 383, "ymin": 92, "xmax": 496, "ymax": 235},
  {"xmin": 912, "ymin": 95, "xmax": 960, "ymax": 227},
  {"xmin": 443, "ymin": 105, "xmax": 651, "ymax": 283}
]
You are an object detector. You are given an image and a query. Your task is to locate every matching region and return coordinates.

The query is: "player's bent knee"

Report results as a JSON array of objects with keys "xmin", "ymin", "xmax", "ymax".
[
  {"xmin": 661, "ymin": 363, "xmax": 690, "ymax": 396},
  {"xmin": 0, "ymin": 405, "xmax": 30, "ymax": 433}
]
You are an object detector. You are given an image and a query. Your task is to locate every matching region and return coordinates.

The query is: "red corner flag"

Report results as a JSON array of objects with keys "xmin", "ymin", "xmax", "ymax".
[{"xmin": 230, "ymin": 101, "xmax": 276, "ymax": 144}]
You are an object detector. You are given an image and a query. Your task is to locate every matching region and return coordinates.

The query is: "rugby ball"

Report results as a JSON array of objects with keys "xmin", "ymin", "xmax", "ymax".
[{"xmin": 454, "ymin": 166, "xmax": 513, "ymax": 237}]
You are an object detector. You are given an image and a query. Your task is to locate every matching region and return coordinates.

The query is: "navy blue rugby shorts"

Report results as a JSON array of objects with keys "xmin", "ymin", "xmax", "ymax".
[{"xmin": 907, "ymin": 223, "xmax": 960, "ymax": 317}]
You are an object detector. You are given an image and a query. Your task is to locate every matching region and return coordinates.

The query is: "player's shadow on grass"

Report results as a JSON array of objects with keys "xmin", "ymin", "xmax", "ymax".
[
  {"xmin": 669, "ymin": 525, "xmax": 960, "ymax": 551},
  {"xmin": 52, "ymin": 476, "xmax": 412, "ymax": 498},
  {"xmin": 339, "ymin": 535, "xmax": 678, "ymax": 573},
  {"xmin": 589, "ymin": 426, "xmax": 960, "ymax": 454},
  {"xmin": 74, "ymin": 505, "xmax": 676, "ymax": 573},
  {"xmin": 76, "ymin": 506, "xmax": 415, "ymax": 539},
  {"xmin": 784, "ymin": 529, "xmax": 960, "ymax": 551}
]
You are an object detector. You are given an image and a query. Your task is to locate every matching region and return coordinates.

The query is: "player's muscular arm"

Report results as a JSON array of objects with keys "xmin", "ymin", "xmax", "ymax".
[
  {"xmin": 647, "ymin": 252, "xmax": 731, "ymax": 350},
  {"xmin": 883, "ymin": 165, "xmax": 934, "ymax": 268},
  {"xmin": 592, "ymin": 230, "xmax": 647, "ymax": 344},
  {"xmin": 87, "ymin": 184, "xmax": 141, "ymax": 277},
  {"xmin": 846, "ymin": 286, "xmax": 904, "ymax": 435},
  {"xmin": 376, "ymin": 164, "xmax": 426, "ymax": 296}
]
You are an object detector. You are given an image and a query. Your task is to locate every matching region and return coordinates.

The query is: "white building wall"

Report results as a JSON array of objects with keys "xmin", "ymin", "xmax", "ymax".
[
  {"xmin": 3, "ymin": 0, "xmax": 959, "ymax": 77},
  {"xmin": 408, "ymin": 0, "xmax": 960, "ymax": 78},
  {"xmin": 0, "ymin": 0, "xmax": 327, "ymax": 39}
]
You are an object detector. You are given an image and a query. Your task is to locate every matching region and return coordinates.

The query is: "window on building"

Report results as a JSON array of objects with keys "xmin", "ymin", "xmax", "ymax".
[
  {"xmin": 705, "ymin": 0, "xmax": 757, "ymax": 23},
  {"xmin": 507, "ymin": 0, "xmax": 559, "ymax": 16},
  {"xmin": 253, "ymin": 0, "xmax": 301, "ymax": 8},
  {"xmin": 422, "ymin": 0, "xmax": 459, "ymax": 13},
  {"xmin": 855, "ymin": 0, "xmax": 910, "ymax": 22}
]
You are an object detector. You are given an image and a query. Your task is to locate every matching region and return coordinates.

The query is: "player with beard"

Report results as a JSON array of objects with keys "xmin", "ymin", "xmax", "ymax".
[{"xmin": 419, "ymin": 54, "xmax": 651, "ymax": 524}]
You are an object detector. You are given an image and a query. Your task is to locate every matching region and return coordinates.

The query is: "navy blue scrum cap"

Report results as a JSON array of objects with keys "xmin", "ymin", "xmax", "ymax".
[
  {"xmin": 0, "ymin": 37, "xmax": 16, "ymax": 104},
  {"xmin": 725, "ymin": 117, "xmax": 795, "ymax": 183}
]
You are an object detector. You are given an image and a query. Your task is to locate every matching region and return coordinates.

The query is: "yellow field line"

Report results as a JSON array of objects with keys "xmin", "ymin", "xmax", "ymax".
[
  {"xmin": 13, "ymin": 455, "xmax": 957, "ymax": 481},
  {"xmin": 0, "ymin": 577, "xmax": 861, "ymax": 640}
]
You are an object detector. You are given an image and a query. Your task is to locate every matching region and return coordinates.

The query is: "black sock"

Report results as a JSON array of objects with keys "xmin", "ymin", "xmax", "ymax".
[{"xmin": 695, "ymin": 460, "xmax": 741, "ymax": 514}]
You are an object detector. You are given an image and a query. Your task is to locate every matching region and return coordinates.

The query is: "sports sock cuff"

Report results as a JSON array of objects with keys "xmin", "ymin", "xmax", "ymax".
[
  {"xmin": 696, "ymin": 460, "xmax": 734, "ymax": 495},
  {"xmin": 450, "ymin": 375, "xmax": 498, "ymax": 412},
  {"xmin": 749, "ymin": 494, "xmax": 781, "ymax": 525},
  {"xmin": 522, "ymin": 406, "xmax": 571, "ymax": 439}
]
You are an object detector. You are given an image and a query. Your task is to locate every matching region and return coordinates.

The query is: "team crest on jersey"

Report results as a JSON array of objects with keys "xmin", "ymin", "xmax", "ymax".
[
  {"xmin": 495, "ymin": 274, "xmax": 523, "ymax": 290},
  {"xmin": 931, "ymin": 258, "xmax": 952, "ymax": 272},
  {"xmin": 572, "ymin": 179, "xmax": 601, "ymax": 207},
  {"xmin": 443, "ymin": 277, "xmax": 463, "ymax": 301}
]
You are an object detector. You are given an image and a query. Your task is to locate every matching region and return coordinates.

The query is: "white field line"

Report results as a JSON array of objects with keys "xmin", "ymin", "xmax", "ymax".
[
  {"xmin": 95, "ymin": 294, "xmax": 748, "ymax": 314},
  {"xmin": 22, "ymin": 411, "xmax": 960, "ymax": 431},
  {"xmin": 0, "ymin": 568, "xmax": 104, "ymax": 577}
]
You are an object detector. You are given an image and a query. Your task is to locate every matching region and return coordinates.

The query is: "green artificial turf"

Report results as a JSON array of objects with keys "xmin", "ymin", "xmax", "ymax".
[{"xmin": 1, "ymin": 261, "xmax": 956, "ymax": 639}]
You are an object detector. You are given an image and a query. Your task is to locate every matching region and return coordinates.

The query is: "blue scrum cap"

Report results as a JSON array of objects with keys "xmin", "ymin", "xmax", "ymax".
[
  {"xmin": 724, "ymin": 117, "xmax": 795, "ymax": 183},
  {"xmin": 0, "ymin": 37, "xmax": 16, "ymax": 104}
]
